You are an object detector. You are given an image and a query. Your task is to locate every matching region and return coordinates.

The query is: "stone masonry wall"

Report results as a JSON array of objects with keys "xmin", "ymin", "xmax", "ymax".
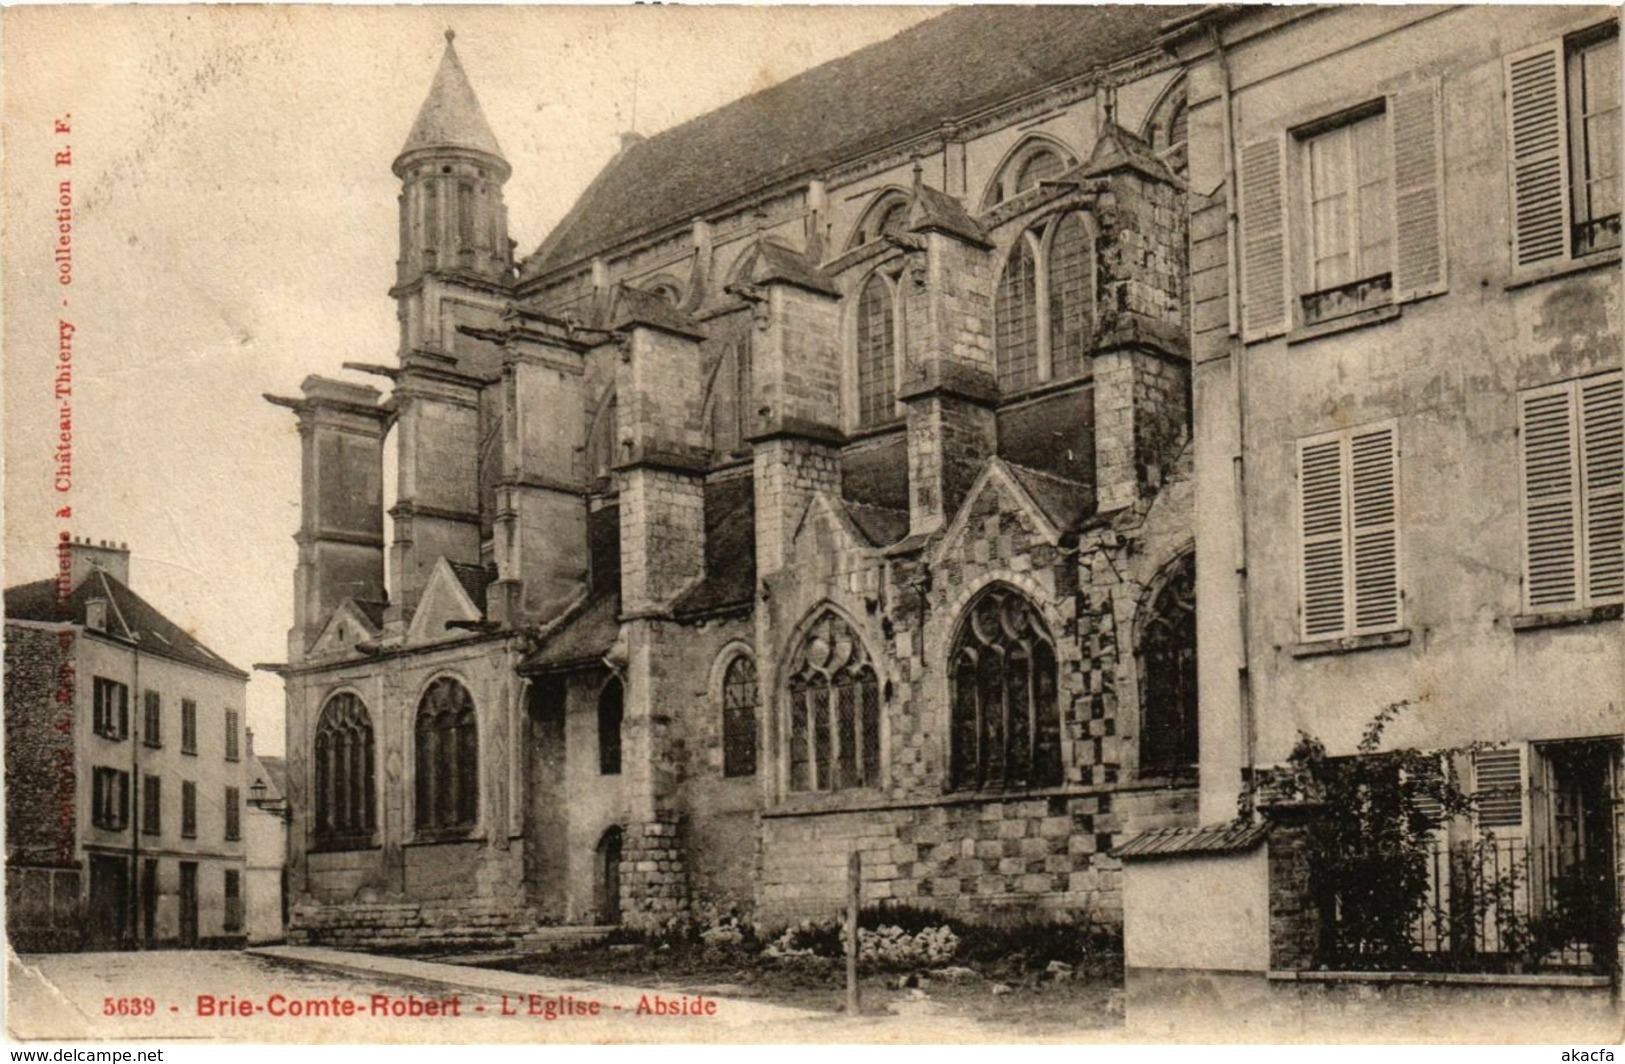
[
  {"xmin": 759, "ymin": 785, "xmax": 1195, "ymax": 926},
  {"xmin": 3, "ymin": 624, "xmax": 77, "ymax": 868},
  {"xmin": 619, "ymin": 470, "xmax": 705, "ymax": 613},
  {"xmin": 620, "ymin": 815, "xmax": 690, "ymax": 930}
]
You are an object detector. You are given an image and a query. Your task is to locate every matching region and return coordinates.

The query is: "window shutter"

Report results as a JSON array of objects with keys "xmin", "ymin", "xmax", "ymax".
[
  {"xmin": 1506, "ymin": 41, "xmax": 1571, "ymax": 268},
  {"xmin": 1350, "ymin": 425, "xmax": 1401, "ymax": 632},
  {"xmin": 1580, "ymin": 373, "xmax": 1624, "ymax": 602},
  {"xmin": 1240, "ymin": 135, "xmax": 1288, "ymax": 341},
  {"xmin": 1390, "ymin": 82, "xmax": 1447, "ymax": 300},
  {"xmin": 1521, "ymin": 385, "xmax": 1582, "ymax": 607},
  {"xmin": 118, "ymin": 686, "xmax": 129, "ymax": 739},
  {"xmin": 1300, "ymin": 436, "xmax": 1347, "ymax": 639},
  {"xmin": 1474, "ymin": 746, "xmax": 1525, "ymax": 829}
]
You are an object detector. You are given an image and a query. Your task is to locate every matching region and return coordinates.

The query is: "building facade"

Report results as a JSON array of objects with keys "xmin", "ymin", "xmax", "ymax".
[
  {"xmin": 5, "ymin": 539, "xmax": 251, "ymax": 950},
  {"xmin": 1125, "ymin": 4, "xmax": 1621, "ymax": 986},
  {"xmin": 268, "ymin": 8, "xmax": 1205, "ymax": 946}
]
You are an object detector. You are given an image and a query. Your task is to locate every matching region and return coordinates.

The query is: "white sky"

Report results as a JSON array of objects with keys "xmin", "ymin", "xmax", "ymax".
[{"xmin": 2, "ymin": 5, "xmax": 943, "ymax": 755}]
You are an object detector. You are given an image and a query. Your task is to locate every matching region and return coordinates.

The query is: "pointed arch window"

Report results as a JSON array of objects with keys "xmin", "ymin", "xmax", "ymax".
[
  {"xmin": 598, "ymin": 676, "xmax": 624, "ymax": 776},
  {"xmin": 856, "ymin": 273, "xmax": 898, "ymax": 428},
  {"xmin": 706, "ymin": 342, "xmax": 750, "ymax": 456},
  {"xmin": 949, "ymin": 586, "xmax": 1061, "ymax": 791},
  {"xmin": 848, "ymin": 194, "xmax": 910, "ymax": 250},
  {"xmin": 721, "ymin": 654, "xmax": 759, "ymax": 778},
  {"xmin": 414, "ymin": 677, "xmax": 478, "ymax": 833},
  {"xmin": 1139, "ymin": 554, "xmax": 1198, "ymax": 778},
  {"xmin": 786, "ymin": 613, "xmax": 881, "ymax": 792},
  {"xmin": 995, "ymin": 212, "xmax": 1095, "ymax": 394},
  {"xmin": 315, "ymin": 692, "xmax": 376, "ymax": 847},
  {"xmin": 587, "ymin": 392, "xmax": 618, "ymax": 490},
  {"xmin": 1014, "ymin": 150, "xmax": 1066, "ymax": 195}
]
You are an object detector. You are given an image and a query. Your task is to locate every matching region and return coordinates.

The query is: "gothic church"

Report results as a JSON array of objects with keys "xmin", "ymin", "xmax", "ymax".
[{"xmin": 268, "ymin": 6, "xmax": 1200, "ymax": 944}]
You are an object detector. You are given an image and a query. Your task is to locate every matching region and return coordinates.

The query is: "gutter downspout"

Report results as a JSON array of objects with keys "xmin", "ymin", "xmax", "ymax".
[
  {"xmin": 129, "ymin": 634, "xmax": 142, "ymax": 948},
  {"xmin": 1213, "ymin": 24, "xmax": 1259, "ymax": 821}
]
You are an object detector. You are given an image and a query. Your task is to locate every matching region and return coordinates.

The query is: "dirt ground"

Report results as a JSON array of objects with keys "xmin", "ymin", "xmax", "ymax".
[{"xmin": 452, "ymin": 940, "xmax": 1126, "ymax": 1033}]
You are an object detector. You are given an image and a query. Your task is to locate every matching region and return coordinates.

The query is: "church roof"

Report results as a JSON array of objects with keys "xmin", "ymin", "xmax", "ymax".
[
  {"xmin": 397, "ymin": 32, "xmax": 507, "ymax": 169},
  {"xmin": 4, "ymin": 571, "xmax": 249, "ymax": 679},
  {"xmin": 521, "ymin": 591, "xmax": 621, "ymax": 673},
  {"xmin": 1005, "ymin": 461, "xmax": 1094, "ymax": 534},
  {"xmin": 527, "ymin": 5, "xmax": 1192, "ymax": 275}
]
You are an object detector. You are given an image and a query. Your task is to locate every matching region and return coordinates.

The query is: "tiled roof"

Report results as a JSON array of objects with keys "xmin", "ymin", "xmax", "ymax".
[
  {"xmin": 845, "ymin": 500, "xmax": 910, "ymax": 549},
  {"xmin": 520, "ymin": 592, "xmax": 621, "ymax": 673},
  {"xmin": 4, "ymin": 572, "xmax": 248, "ymax": 679},
  {"xmin": 352, "ymin": 599, "xmax": 388, "ymax": 632},
  {"xmin": 1006, "ymin": 461, "xmax": 1094, "ymax": 533},
  {"xmin": 448, "ymin": 562, "xmax": 492, "ymax": 616},
  {"xmin": 673, "ymin": 474, "xmax": 756, "ymax": 618},
  {"xmin": 1115, "ymin": 820, "xmax": 1271, "ymax": 861},
  {"xmin": 526, "ymin": 5, "xmax": 1191, "ymax": 275},
  {"xmin": 254, "ymin": 755, "xmax": 287, "ymax": 802}
]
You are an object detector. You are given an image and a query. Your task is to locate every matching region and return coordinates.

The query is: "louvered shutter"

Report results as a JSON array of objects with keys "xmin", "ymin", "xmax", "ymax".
[
  {"xmin": 1521, "ymin": 384, "xmax": 1582, "ymax": 608},
  {"xmin": 1240, "ymin": 136, "xmax": 1288, "ymax": 341},
  {"xmin": 1350, "ymin": 425, "xmax": 1401, "ymax": 632},
  {"xmin": 1580, "ymin": 373, "xmax": 1624, "ymax": 602},
  {"xmin": 1300, "ymin": 436, "xmax": 1348, "ymax": 639},
  {"xmin": 1505, "ymin": 41, "xmax": 1571, "ymax": 268},
  {"xmin": 1390, "ymin": 82, "xmax": 1447, "ymax": 300},
  {"xmin": 1474, "ymin": 746, "xmax": 1525, "ymax": 830}
]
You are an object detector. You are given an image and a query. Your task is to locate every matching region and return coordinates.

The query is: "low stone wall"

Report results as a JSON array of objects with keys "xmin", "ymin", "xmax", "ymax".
[
  {"xmin": 759, "ymin": 784, "xmax": 1196, "ymax": 926},
  {"xmin": 289, "ymin": 900, "xmax": 545, "ymax": 950}
]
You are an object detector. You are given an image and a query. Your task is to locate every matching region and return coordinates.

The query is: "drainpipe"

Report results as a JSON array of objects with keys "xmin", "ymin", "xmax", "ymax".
[
  {"xmin": 129, "ymin": 634, "xmax": 142, "ymax": 948},
  {"xmin": 1213, "ymin": 24, "xmax": 1259, "ymax": 820}
]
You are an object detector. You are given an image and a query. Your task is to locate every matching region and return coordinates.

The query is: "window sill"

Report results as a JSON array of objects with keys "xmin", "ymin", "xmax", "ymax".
[
  {"xmin": 1510, "ymin": 604, "xmax": 1621, "ymax": 632},
  {"xmin": 1505, "ymin": 247, "xmax": 1621, "ymax": 292},
  {"xmin": 310, "ymin": 838, "xmax": 381, "ymax": 854},
  {"xmin": 182, "ymin": 750, "xmax": 197, "ymax": 757},
  {"xmin": 1289, "ymin": 629, "xmax": 1412, "ymax": 659},
  {"xmin": 1286, "ymin": 302, "xmax": 1401, "ymax": 346},
  {"xmin": 406, "ymin": 830, "xmax": 482, "ymax": 847}
]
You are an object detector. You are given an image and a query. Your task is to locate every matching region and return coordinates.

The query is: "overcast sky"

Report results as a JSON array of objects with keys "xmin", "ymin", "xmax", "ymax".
[{"xmin": 2, "ymin": 5, "xmax": 943, "ymax": 754}]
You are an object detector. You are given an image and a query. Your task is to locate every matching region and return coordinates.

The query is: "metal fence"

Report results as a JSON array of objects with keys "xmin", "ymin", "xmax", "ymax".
[{"xmin": 1324, "ymin": 837, "xmax": 1617, "ymax": 973}]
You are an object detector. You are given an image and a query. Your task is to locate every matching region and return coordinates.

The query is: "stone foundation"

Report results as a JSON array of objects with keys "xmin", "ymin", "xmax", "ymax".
[
  {"xmin": 620, "ymin": 816, "xmax": 690, "ymax": 929},
  {"xmin": 289, "ymin": 900, "xmax": 547, "ymax": 950},
  {"xmin": 759, "ymin": 784, "xmax": 1195, "ymax": 926}
]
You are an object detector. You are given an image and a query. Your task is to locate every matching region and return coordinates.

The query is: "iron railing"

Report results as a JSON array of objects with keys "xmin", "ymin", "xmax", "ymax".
[{"xmin": 1324, "ymin": 837, "xmax": 1618, "ymax": 974}]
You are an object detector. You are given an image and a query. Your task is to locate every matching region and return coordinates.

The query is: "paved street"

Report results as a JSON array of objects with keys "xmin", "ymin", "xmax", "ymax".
[{"xmin": 5, "ymin": 947, "xmax": 860, "ymax": 1044}]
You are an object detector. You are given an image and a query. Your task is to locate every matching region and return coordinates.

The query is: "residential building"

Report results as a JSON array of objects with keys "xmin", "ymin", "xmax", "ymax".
[
  {"xmin": 1124, "ymin": 4, "xmax": 1621, "ymax": 993},
  {"xmin": 244, "ymin": 732, "xmax": 289, "ymax": 944},
  {"xmin": 5, "ymin": 538, "xmax": 250, "ymax": 950},
  {"xmin": 264, "ymin": 8, "xmax": 1203, "ymax": 946}
]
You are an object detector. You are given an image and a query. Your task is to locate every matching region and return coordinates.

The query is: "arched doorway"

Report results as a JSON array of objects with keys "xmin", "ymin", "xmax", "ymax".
[{"xmin": 595, "ymin": 826, "xmax": 623, "ymax": 925}]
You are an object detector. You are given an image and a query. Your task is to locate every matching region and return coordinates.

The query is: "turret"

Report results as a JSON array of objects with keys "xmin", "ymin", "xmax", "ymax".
[{"xmin": 393, "ymin": 31, "xmax": 512, "ymax": 290}]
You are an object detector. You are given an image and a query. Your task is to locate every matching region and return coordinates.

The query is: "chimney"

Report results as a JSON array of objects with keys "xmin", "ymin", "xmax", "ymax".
[{"xmin": 68, "ymin": 537, "xmax": 131, "ymax": 588}]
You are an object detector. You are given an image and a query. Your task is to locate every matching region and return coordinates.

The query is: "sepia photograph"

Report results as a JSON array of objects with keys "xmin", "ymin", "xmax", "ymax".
[{"xmin": 2, "ymin": 2, "xmax": 1621, "ymax": 1047}]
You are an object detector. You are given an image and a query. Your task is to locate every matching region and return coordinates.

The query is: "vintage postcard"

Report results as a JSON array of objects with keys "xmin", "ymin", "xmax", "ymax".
[{"xmin": 3, "ymin": 3, "xmax": 1622, "ymax": 1048}]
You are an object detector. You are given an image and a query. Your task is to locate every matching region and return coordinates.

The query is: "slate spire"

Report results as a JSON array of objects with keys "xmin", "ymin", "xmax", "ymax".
[{"xmin": 395, "ymin": 29, "xmax": 507, "ymax": 174}]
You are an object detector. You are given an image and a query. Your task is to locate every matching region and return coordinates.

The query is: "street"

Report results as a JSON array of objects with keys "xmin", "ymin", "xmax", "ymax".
[{"xmin": 4, "ymin": 948, "xmax": 856, "ymax": 1044}]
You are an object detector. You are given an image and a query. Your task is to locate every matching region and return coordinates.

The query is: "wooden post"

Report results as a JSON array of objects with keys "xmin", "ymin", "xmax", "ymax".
[{"xmin": 846, "ymin": 849, "xmax": 861, "ymax": 1016}]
